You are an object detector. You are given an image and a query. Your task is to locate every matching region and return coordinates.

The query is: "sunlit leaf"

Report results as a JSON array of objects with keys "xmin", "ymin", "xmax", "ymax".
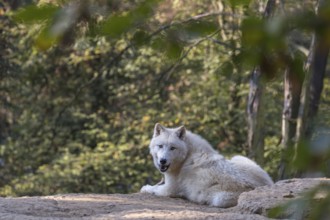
[
  {"xmin": 99, "ymin": 14, "xmax": 134, "ymax": 37},
  {"xmin": 35, "ymin": 25, "xmax": 58, "ymax": 51},
  {"xmin": 13, "ymin": 4, "xmax": 59, "ymax": 23}
]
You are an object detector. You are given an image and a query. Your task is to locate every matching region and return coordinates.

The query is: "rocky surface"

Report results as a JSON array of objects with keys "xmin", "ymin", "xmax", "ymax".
[
  {"xmin": 0, "ymin": 178, "xmax": 329, "ymax": 220},
  {"xmin": 237, "ymin": 178, "xmax": 330, "ymax": 218}
]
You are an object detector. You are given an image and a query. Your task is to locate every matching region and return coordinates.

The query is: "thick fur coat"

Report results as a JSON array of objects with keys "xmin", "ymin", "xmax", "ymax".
[{"xmin": 140, "ymin": 124, "xmax": 273, "ymax": 208}]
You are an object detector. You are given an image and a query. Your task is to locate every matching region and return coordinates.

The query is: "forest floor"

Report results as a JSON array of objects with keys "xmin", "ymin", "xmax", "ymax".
[{"xmin": 0, "ymin": 178, "xmax": 329, "ymax": 220}]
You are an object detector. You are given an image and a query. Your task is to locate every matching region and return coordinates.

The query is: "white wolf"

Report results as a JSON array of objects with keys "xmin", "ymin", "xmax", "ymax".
[{"xmin": 140, "ymin": 123, "xmax": 273, "ymax": 208}]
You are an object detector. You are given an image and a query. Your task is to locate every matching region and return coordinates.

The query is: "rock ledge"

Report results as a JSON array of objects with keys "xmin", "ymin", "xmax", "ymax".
[{"xmin": 0, "ymin": 178, "xmax": 329, "ymax": 220}]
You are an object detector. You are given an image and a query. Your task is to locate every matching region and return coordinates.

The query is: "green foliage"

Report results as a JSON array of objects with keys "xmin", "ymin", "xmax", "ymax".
[
  {"xmin": 240, "ymin": 16, "xmax": 289, "ymax": 78},
  {"xmin": 0, "ymin": 0, "xmax": 256, "ymax": 195},
  {"xmin": 1, "ymin": 140, "xmax": 155, "ymax": 196}
]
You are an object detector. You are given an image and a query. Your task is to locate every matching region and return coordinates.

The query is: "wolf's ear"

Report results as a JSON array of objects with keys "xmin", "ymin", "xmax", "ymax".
[
  {"xmin": 176, "ymin": 125, "xmax": 186, "ymax": 140},
  {"xmin": 154, "ymin": 123, "xmax": 165, "ymax": 137}
]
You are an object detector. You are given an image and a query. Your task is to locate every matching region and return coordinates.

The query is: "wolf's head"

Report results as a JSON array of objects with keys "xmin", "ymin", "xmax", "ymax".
[{"xmin": 149, "ymin": 123, "xmax": 189, "ymax": 173}]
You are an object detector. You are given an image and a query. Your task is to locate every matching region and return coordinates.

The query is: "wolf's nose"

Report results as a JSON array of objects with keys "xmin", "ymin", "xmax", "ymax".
[{"xmin": 160, "ymin": 158, "xmax": 167, "ymax": 165}]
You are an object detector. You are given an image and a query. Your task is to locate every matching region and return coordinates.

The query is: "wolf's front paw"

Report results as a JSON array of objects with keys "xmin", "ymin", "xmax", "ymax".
[{"xmin": 140, "ymin": 184, "xmax": 154, "ymax": 194}]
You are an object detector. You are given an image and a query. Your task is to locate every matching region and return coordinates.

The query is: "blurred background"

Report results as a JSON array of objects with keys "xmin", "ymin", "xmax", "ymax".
[{"xmin": 0, "ymin": 0, "xmax": 329, "ymax": 198}]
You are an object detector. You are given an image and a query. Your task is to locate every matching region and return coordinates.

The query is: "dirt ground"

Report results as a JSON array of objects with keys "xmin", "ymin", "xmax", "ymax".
[{"xmin": 0, "ymin": 193, "xmax": 269, "ymax": 220}]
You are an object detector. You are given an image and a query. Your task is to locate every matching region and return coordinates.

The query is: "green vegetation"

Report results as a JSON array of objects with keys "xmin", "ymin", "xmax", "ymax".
[{"xmin": 0, "ymin": 0, "xmax": 329, "ymax": 206}]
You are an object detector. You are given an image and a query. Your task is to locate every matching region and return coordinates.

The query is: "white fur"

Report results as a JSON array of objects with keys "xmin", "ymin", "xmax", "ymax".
[{"xmin": 140, "ymin": 124, "xmax": 273, "ymax": 208}]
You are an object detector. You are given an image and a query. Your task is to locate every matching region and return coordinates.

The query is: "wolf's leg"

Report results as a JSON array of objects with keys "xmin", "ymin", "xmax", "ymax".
[
  {"xmin": 140, "ymin": 183, "xmax": 173, "ymax": 197},
  {"xmin": 156, "ymin": 177, "xmax": 165, "ymax": 185},
  {"xmin": 208, "ymin": 191, "xmax": 240, "ymax": 208}
]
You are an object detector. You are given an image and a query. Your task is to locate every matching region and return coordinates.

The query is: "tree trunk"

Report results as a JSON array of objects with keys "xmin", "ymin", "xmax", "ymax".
[
  {"xmin": 247, "ymin": 0, "xmax": 276, "ymax": 165},
  {"xmin": 278, "ymin": 66, "xmax": 303, "ymax": 179},
  {"xmin": 293, "ymin": 0, "xmax": 329, "ymax": 176},
  {"xmin": 247, "ymin": 68, "xmax": 265, "ymax": 165},
  {"xmin": 295, "ymin": 0, "xmax": 329, "ymax": 148},
  {"xmin": 305, "ymin": 36, "xmax": 329, "ymax": 136}
]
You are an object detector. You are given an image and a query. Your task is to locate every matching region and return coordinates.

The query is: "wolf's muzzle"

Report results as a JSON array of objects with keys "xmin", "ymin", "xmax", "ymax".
[{"xmin": 159, "ymin": 164, "xmax": 169, "ymax": 172}]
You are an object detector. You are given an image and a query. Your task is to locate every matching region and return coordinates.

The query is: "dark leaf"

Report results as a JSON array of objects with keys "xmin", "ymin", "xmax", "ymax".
[
  {"xmin": 241, "ymin": 17, "xmax": 264, "ymax": 47},
  {"xmin": 184, "ymin": 20, "xmax": 218, "ymax": 37},
  {"xmin": 150, "ymin": 36, "xmax": 166, "ymax": 51},
  {"xmin": 133, "ymin": 0, "xmax": 159, "ymax": 21},
  {"xmin": 228, "ymin": 0, "xmax": 252, "ymax": 7},
  {"xmin": 132, "ymin": 30, "xmax": 149, "ymax": 46},
  {"xmin": 165, "ymin": 40, "xmax": 182, "ymax": 59}
]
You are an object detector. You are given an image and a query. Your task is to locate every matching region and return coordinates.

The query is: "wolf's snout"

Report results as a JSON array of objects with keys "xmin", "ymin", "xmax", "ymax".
[{"xmin": 159, "ymin": 158, "xmax": 169, "ymax": 172}]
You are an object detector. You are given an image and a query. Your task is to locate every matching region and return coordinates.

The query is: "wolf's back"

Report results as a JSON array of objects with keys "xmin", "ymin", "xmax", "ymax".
[
  {"xmin": 185, "ymin": 131, "xmax": 216, "ymax": 153},
  {"xmin": 230, "ymin": 155, "xmax": 273, "ymax": 187}
]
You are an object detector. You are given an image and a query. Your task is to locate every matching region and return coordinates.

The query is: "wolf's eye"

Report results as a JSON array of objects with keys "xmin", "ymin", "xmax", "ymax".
[
  {"xmin": 170, "ymin": 146, "xmax": 176, "ymax": 151},
  {"xmin": 158, "ymin": 145, "xmax": 163, "ymax": 148}
]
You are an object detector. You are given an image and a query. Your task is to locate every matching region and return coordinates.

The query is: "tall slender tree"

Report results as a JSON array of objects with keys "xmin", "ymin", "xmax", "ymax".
[{"xmin": 247, "ymin": 0, "xmax": 277, "ymax": 165}]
